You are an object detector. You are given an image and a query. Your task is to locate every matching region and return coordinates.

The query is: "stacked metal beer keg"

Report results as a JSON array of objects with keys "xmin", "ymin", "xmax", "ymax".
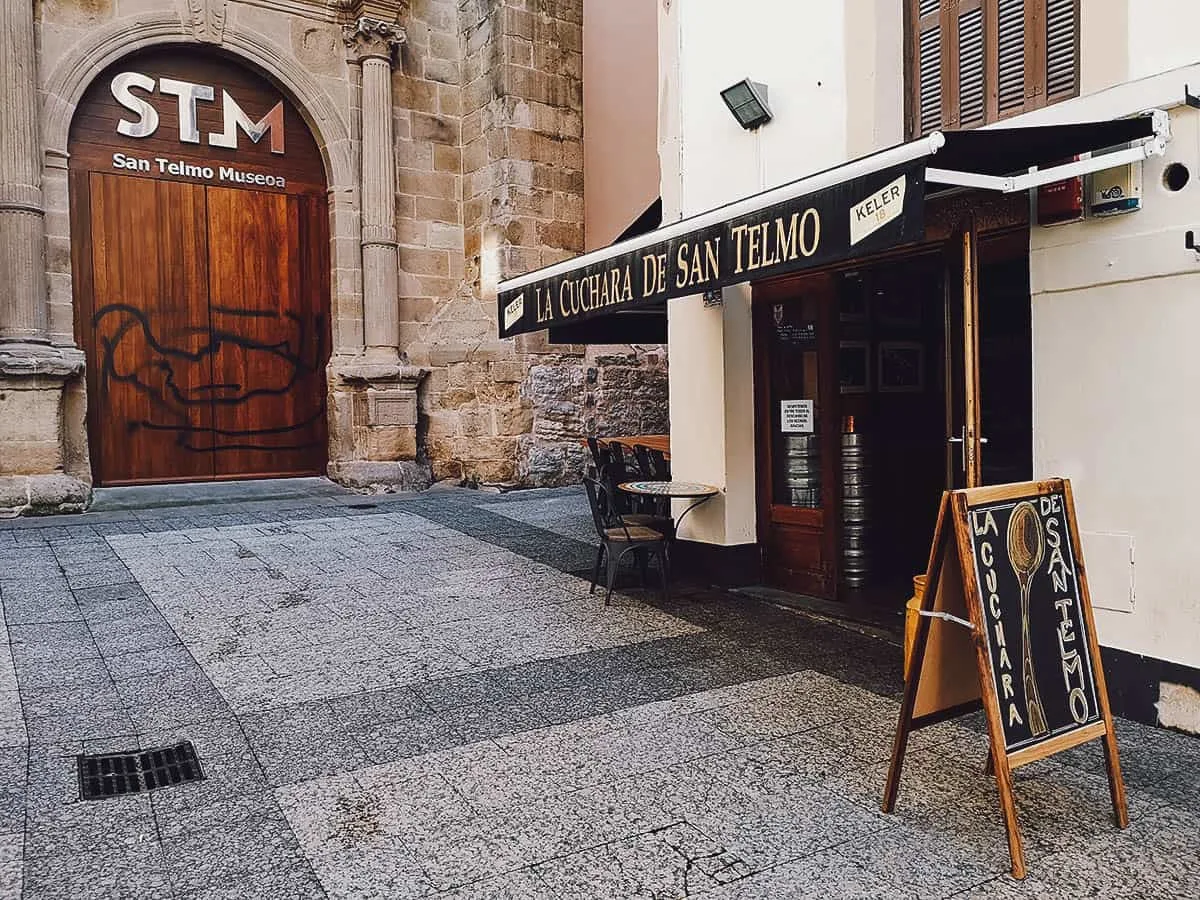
[
  {"xmin": 783, "ymin": 434, "xmax": 820, "ymax": 507},
  {"xmin": 841, "ymin": 420, "xmax": 870, "ymax": 588}
]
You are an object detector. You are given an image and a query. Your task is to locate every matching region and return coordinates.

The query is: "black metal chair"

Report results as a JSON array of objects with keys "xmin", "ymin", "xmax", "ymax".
[
  {"xmin": 648, "ymin": 447, "xmax": 671, "ymax": 480},
  {"xmin": 583, "ymin": 476, "xmax": 669, "ymax": 604},
  {"xmin": 586, "ymin": 436, "xmax": 605, "ymax": 475},
  {"xmin": 633, "ymin": 444, "xmax": 671, "ymax": 518},
  {"xmin": 633, "ymin": 444, "xmax": 655, "ymax": 478},
  {"xmin": 598, "ymin": 460, "xmax": 674, "ymax": 539}
]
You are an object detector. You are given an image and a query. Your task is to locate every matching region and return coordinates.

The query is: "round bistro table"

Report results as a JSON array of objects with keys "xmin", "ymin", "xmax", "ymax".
[{"xmin": 618, "ymin": 480, "xmax": 720, "ymax": 533}]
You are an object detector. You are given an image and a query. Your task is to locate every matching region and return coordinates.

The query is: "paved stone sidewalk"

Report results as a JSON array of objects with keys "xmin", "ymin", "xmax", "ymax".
[{"xmin": 0, "ymin": 482, "xmax": 1196, "ymax": 899}]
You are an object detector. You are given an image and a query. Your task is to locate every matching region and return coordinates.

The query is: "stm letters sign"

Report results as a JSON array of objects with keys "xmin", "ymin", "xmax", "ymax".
[
  {"xmin": 111, "ymin": 72, "xmax": 285, "ymax": 153},
  {"xmin": 497, "ymin": 163, "xmax": 925, "ymax": 338}
]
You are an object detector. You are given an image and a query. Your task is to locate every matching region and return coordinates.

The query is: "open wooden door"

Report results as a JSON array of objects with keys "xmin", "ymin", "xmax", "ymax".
[
  {"xmin": 754, "ymin": 273, "xmax": 840, "ymax": 597},
  {"xmin": 946, "ymin": 221, "xmax": 1033, "ymax": 491},
  {"xmin": 945, "ymin": 218, "xmax": 983, "ymax": 490}
]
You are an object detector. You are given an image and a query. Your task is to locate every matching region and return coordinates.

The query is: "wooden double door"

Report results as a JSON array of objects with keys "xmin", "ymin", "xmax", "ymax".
[
  {"xmin": 75, "ymin": 174, "xmax": 330, "ymax": 485},
  {"xmin": 754, "ymin": 227, "xmax": 1033, "ymax": 601}
]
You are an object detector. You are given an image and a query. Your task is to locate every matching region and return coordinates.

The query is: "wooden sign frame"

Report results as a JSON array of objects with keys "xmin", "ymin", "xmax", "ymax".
[{"xmin": 883, "ymin": 479, "xmax": 1128, "ymax": 879}]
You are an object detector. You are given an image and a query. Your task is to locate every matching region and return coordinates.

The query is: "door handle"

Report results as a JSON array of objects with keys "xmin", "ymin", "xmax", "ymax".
[
  {"xmin": 948, "ymin": 429, "xmax": 966, "ymax": 472},
  {"xmin": 949, "ymin": 431, "xmax": 988, "ymax": 475}
]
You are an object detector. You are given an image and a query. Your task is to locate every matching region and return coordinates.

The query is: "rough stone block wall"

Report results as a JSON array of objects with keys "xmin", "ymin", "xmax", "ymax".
[
  {"xmin": 26, "ymin": 0, "xmax": 667, "ymax": 501},
  {"xmin": 519, "ymin": 346, "xmax": 669, "ymax": 486},
  {"xmin": 416, "ymin": 0, "xmax": 669, "ymax": 488}
]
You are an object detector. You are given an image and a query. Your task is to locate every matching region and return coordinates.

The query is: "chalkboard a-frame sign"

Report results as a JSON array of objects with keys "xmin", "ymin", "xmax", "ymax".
[{"xmin": 883, "ymin": 479, "xmax": 1129, "ymax": 879}]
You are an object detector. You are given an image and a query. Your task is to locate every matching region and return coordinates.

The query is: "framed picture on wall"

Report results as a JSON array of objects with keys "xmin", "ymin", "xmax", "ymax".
[
  {"xmin": 839, "ymin": 341, "xmax": 870, "ymax": 394},
  {"xmin": 875, "ymin": 288, "xmax": 922, "ymax": 328},
  {"xmin": 878, "ymin": 341, "xmax": 925, "ymax": 393}
]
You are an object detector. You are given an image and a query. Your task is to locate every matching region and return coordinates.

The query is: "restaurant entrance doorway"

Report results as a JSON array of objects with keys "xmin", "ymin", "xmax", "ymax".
[
  {"xmin": 754, "ymin": 228, "xmax": 1032, "ymax": 605},
  {"xmin": 68, "ymin": 48, "xmax": 331, "ymax": 486}
]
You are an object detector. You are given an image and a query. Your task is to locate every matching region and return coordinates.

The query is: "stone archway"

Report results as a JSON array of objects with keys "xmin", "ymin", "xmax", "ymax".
[
  {"xmin": 40, "ymin": 14, "xmax": 356, "ymax": 190},
  {"xmin": 26, "ymin": 6, "xmax": 428, "ymax": 501},
  {"xmin": 39, "ymin": 14, "xmax": 359, "ymax": 353}
]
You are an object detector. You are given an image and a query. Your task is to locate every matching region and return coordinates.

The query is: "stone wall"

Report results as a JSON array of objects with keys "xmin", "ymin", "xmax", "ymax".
[
  {"xmin": 520, "ymin": 346, "xmax": 669, "ymax": 486},
  {"xmin": 403, "ymin": 0, "xmax": 591, "ymax": 486},
  {"xmin": 416, "ymin": 0, "xmax": 668, "ymax": 487},
  {"xmin": 5, "ymin": 0, "xmax": 668, "ymax": 513}
]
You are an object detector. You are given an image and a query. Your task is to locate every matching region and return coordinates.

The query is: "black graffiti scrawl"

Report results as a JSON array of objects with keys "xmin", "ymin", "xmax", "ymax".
[{"xmin": 94, "ymin": 303, "xmax": 327, "ymax": 453}]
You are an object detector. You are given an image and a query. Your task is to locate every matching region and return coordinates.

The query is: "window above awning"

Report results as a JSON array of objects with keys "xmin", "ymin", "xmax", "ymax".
[{"xmin": 497, "ymin": 112, "xmax": 1168, "ymax": 340}]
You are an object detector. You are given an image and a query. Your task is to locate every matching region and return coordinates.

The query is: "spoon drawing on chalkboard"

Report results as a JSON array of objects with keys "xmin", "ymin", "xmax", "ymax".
[{"xmin": 1008, "ymin": 502, "xmax": 1050, "ymax": 738}]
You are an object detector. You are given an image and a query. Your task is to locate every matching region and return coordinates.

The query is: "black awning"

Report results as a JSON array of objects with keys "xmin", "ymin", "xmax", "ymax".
[
  {"xmin": 548, "ymin": 306, "xmax": 667, "ymax": 345},
  {"xmin": 934, "ymin": 116, "xmax": 1158, "ymax": 176},
  {"xmin": 549, "ymin": 198, "xmax": 666, "ymax": 345},
  {"xmin": 498, "ymin": 112, "xmax": 1166, "ymax": 340},
  {"xmin": 614, "ymin": 197, "xmax": 663, "ymax": 241},
  {"xmin": 500, "ymin": 159, "xmax": 928, "ymax": 338}
]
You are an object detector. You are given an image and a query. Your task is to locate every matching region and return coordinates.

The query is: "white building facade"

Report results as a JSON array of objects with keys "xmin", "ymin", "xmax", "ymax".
[{"xmin": 652, "ymin": 0, "xmax": 1200, "ymax": 731}]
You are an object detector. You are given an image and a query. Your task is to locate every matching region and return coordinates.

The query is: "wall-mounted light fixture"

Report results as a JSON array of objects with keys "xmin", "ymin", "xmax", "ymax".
[{"xmin": 721, "ymin": 79, "xmax": 773, "ymax": 130}]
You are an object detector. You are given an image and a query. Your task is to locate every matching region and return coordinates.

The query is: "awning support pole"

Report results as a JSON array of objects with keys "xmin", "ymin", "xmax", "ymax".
[{"xmin": 927, "ymin": 131, "xmax": 1170, "ymax": 195}]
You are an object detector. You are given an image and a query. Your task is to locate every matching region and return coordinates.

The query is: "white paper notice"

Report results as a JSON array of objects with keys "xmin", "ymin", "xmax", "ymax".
[{"xmin": 780, "ymin": 399, "xmax": 814, "ymax": 433}]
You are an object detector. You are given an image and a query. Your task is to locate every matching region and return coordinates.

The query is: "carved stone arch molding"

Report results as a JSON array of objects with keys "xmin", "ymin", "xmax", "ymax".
[{"xmin": 40, "ymin": 11, "xmax": 355, "ymax": 192}]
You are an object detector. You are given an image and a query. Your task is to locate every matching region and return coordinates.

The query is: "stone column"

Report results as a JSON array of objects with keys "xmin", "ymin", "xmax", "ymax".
[
  {"xmin": 0, "ymin": 0, "xmax": 89, "ymax": 515},
  {"xmin": 344, "ymin": 17, "xmax": 404, "ymax": 366},
  {"xmin": 0, "ymin": 0, "xmax": 48, "ymax": 347},
  {"xmin": 328, "ymin": 14, "xmax": 430, "ymax": 493}
]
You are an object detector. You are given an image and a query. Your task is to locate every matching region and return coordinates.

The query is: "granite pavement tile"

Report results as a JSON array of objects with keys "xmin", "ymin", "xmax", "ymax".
[
  {"xmin": 0, "ymin": 832, "xmax": 20, "ymax": 900},
  {"xmin": 305, "ymin": 843, "xmax": 434, "ymax": 900},
  {"xmin": 0, "ymin": 750, "xmax": 25, "ymax": 835},
  {"xmin": 158, "ymin": 811, "xmax": 318, "ymax": 895},
  {"xmin": 22, "ymin": 790, "xmax": 160, "ymax": 861},
  {"xmin": 241, "ymin": 700, "xmax": 369, "ymax": 785},
  {"xmin": 105, "ymin": 644, "xmax": 199, "ymax": 681},
  {"xmin": 18, "ymin": 678, "xmax": 125, "ymax": 721},
  {"xmin": 3, "ymin": 486, "xmax": 1200, "ymax": 900},
  {"xmin": 324, "ymin": 685, "xmax": 432, "ymax": 730},
  {"xmin": 12, "ymin": 656, "xmax": 112, "ymax": 692},
  {"xmin": 410, "ymin": 672, "xmax": 514, "ymax": 712},
  {"xmin": 22, "ymin": 845, "xmax": 174, "ymax": 900},
  {"xmin": 0, "ymin": 593, "xmax": 84, "ymax": 625},
  {"xmin": 24, "ymin": 705, "xmax": 135, "ymax": 745},
  {"xmin": 0, "ymin": 693, "xmax": 25, "ymax": 749},
  {"xmin": 706, "ymin": 847, "xmax": 908, "ymax": 899},
  {"xmin": 437, "ymin": 698, "xmax": 550, "ymax": 744},
  {"xmin": 532, "ymin": 823, "xmax": 731, "ymax": 899},
  {"xmin": 683, "ymin": 776, "xmax": 894, "ymax": 872},
  {"xmin": 432, "ymin": 869, "xmax": 558, "ymax": 900},
  {"xmin": 350, "ymin": 712, "xmax": 466, "ymax": 765}
]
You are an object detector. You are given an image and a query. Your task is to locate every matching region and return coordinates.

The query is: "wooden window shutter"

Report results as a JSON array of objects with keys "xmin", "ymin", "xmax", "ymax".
[
  {"xmin": 956, "ymin": 1, "xmax": 986, "ymax": 128},
  {"xmin": 1045, "ymin": 0, "xmax": 1079, "ymax": 100},
  {"xmin": 996, "ymin": 0, "xmax": 1026, "ymax": 114},
  {"xmin": 906, "ymin": 0, "xmax": 1078, "ymax": 136},
  {"xmin": 911, "ymin": 0, "xmax": 944, "ymax": 136}
]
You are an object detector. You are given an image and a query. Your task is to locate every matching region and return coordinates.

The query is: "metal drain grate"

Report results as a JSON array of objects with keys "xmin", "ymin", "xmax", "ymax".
[
  {"xmin": 348, "ymin": 503, "xmax": 378, "ymax": 510},
  {"xmin": 77, "ymin": 742, "xmax": 204, "ymax": 800}
]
